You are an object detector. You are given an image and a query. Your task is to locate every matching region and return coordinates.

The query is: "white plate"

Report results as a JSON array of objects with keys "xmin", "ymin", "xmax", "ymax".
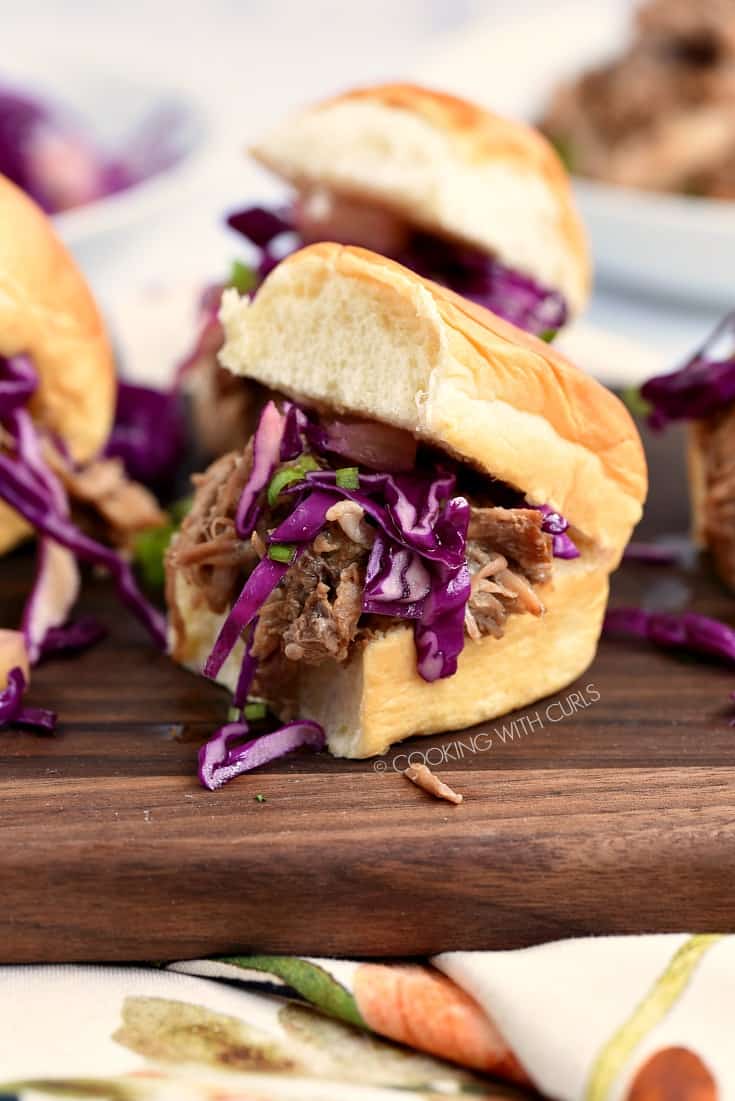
[
  {"xmin": 0, "ymin": 55, "xmax": 212, "ymax": 264},
  {"xmin": 415, "ymin": 0, "xmax": 735, "ymax": 307}
]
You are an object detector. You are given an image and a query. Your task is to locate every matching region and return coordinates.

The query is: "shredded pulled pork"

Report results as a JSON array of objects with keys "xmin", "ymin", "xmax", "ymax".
[
  {"xmin": 44, "ymin": 446, "xmax": 165, "ymax": 544},
  {"xmin": 170, "ymin": 446, "xmax": 259, "ymax": 614},
  {"xmin": 253, "ymin": 534, "xmax": 368, "ymax": 666},
  {"xmin": 167, "ymin": 442, "xmax": 555, "ymax": 679},
  {"xmin": 468, "ymin": 507, "xmax": 552, "ymax": 585},
  {"xmin": 61, "ymin": 457, "xmax": 165, "ymax": 539},
  {"xmin": 403, "ymin": 763, "xmax": 463, "ymax": 805}
]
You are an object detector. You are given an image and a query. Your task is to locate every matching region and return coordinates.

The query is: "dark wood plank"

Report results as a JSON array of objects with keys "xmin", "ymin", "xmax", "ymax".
[{"xmin": 2, "ymin": 417, "xmax": 735, "ymax": 961}]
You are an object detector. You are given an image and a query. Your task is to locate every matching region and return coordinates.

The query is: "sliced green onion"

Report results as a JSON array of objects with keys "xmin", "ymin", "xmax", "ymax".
[
  {"xmin": 254, "ymin": 793, "xmax": 266, "ymax": 803},
  {"xmin": 621, "ymin": 385, "xmax": 650, "ymax": 418},
  {"xmin": 540, "ymin": 329, "xmax": 557, "ymax": 344},
  {"xmin": 335, "ymin": 466, "xmax": 360, "ymax": 489},
  {"xmin": 244, "ymin": 701, "xmax": 267, "ymax": 721},
  {"xmin": 132, "ymin": 496, "xmax": 192, "ymax": 591},
  {"xmin": 227, "ymin": 706, "xmax": 243, "ymax": 722},
  {"xmin": 267, "ymin": 455, "xmax": 320, "ymax": 507},
  {"xmin": 228, "ymin": 259, "xmax": 258, "ymax": 295},
  {"xmin": 268, "ymin": 542, "xmax": 297, "ymax": 564}
]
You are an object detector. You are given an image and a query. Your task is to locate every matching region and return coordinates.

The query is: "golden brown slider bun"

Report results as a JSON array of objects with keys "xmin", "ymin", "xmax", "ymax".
[
  {"xmin": 252, "ymin": 82, "xmax": 590, "ymax": 317},
  {"xmin": 171, "ymin": 244, "xmax": 646, "ymax": 758},
  {"xmin": 0, "ymin": 176, "xmax": 115, "ymax": 553}
]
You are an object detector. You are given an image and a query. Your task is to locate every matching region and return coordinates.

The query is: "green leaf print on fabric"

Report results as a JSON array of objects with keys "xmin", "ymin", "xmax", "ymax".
[
  {"xmin": 220, "ymin": 955, "xmax": 365, "ymax": 1028},
  {"xmin": 113, "ymin": 995, "xmax": 295, "ymax": 1071}
]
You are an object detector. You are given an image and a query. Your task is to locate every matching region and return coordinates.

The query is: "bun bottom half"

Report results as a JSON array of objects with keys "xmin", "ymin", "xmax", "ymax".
[
  {"xmin": 0, "ymin": 502, "xmax": 31, "ymax": 556},
  {"xmin": 170, "ymin": 554, "xmax": 607, "ymax": 759}
]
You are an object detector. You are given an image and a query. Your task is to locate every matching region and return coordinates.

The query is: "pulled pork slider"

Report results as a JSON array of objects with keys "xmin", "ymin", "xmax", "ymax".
[
  {"xmin": 642, "ymin": 310, "xmax": 735, "ymax": 589},
  {"xmin": 185, "ymin": 84, "xmax": 590, "ymax": 459},
  {"xmin": 0, "ymin": 175, "xmax": 166, "ymax": 706},
  {"xmin": 250, "ymin": 83, "xmax": 590, "ymax": 330},
  {"xmin": 0, "ymin": 175, "xmax": 115, "ymax": 553},
  {"xmin": 167, "ymin": 244, "xmax": 645, "ymax": 762}
]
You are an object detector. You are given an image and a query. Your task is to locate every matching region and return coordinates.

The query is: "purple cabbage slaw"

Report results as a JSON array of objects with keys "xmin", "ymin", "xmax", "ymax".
[
  {"xmin": 104, "ymin": 380, "xmax": 186, "ymax": 493},
  {"xmin": 641, "ymin": 310, "xmax": 735, "ymax": 429},
  {"xmin": 604, "ymin": 607, "xmax": 735, "ymax": 666},
  {"xmin": 0, "ymin": 666, "xmax": 55, "ymax": 734},
  {"xmin": 198, "ymin": 718, "xmax": 325, "ymax": 791},
  {"xmin": 225, "ymin": 204, "xmax": 567, "ymax": 339},
  {"xmin": 0, "ymin": 85, "xmax": 134, "ymax": 214},
  {"xmin": 198, "ymin": 401, "xmax": 578, "ymax": 785},
  {"xmin": 0, "ymin": 355, "xmax": 167, "ymax": 731}
]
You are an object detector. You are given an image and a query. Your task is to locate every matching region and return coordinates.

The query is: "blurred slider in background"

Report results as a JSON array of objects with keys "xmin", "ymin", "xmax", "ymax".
[{"xmin": 176, "ymin": 81, "xmax": 591, "ymax": 459}]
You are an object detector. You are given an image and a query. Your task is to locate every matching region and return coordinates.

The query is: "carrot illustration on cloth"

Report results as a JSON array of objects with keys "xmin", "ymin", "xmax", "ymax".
[
  {"xmin": 353, "ymin": 962, "xmax": 529, "ymax": 1083},
  {"xmin": 201, "ymin": 955, "xmax": 528, "ymax": 1083}
]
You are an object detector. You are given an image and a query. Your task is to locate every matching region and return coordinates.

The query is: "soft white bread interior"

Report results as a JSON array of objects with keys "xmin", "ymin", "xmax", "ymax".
[
  {"xmin": 169, "ymin": 244, "xmax": 646, "ymax": 759},
  {"xmin": 252, "ymin": 82, "xmax": 590, "ymax": 315},
  {"xmin": 0, "ymin": 176, "xmax": 115, "ymax": 553}
]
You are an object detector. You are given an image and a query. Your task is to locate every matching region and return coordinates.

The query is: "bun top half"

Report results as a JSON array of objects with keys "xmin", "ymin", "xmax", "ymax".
[
  {"xmin": 251, "ymin": 82, "xmax": 590, "ymax": 316},
  {"xmin": 0, "ymin": 176, "xmax": 115, "ymax": 461},
  {"xmin": 0, "ymin": 176, "xmax": 115, "ymax": 554},
  {"xmin": 219, "ymin": 243, "xmax": 646, "ymax": 564}
]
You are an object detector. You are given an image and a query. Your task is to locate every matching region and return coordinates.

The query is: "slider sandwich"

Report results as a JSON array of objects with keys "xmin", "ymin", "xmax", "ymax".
[
  {"xmin": 167, "ymin": 244, "xmax": 646, "ymax": 783},
  {"xmin": 642, "ymin": 311, "xmax": 735, "ymax": 589},
  {"xmin": 0, "ymin": 176, "xmax": 166, "ymax": 726},
  {"xmin": 184, "ymin": 83, "xmax": 590, "ymax": 456}
]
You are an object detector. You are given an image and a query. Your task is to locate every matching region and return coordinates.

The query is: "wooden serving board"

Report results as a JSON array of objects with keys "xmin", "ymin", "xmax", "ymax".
[{"xmin": 2, "ymin": 421, "xmax": 735, "ymax": 963}]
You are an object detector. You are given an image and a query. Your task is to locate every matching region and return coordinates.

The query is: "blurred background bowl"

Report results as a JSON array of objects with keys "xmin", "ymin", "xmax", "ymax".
[
  {"xmin": 0, "ymin": 53, "xmax": 212, "ymax": 271},
  {"xmin": 416, "ymin": 0, "xmax": 735, "ymax": 308}
]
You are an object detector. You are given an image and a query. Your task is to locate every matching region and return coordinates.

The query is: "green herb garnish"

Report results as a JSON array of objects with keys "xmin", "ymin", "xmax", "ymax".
[
  {"xmin": 132, "ymin": 495, "xmax": 193, "ymax": 590},
  {"xmin": 254, "ymin": 793, "xmax": 266, "ymax": 803},
  {"xmin": 621, "ymin": 386, "xmax": 651, "ymax": 418},
  {"xmin": 228, "ymin": 259, "xmax": 258, "ymax": 295},
  {"xmin": 335, "ymin": 466, "xmax": 360, "ymax": 489},
  {"xmin": 268, "ymin": 542, "xmax": 297, "ymax": 564},
  {"xmin": 267, "ymin": 455, "xmax": 320, "ymax": 507},
  {"xmin": 244, "ymin": 701, "xmax": 267, "ymax": 721}
]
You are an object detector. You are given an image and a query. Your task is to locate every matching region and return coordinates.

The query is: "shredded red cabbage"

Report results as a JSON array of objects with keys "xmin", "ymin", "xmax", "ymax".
[
  {"xmin": 233, "ymin": 620, "xmax": 259, "ymax": 710},
  {"xmin": 641, "ymin": 311, "xmax": 735, "ymax": 429},
  {"xmin": 226, "ymin": 204, "xmax": 567, "ymax": 338},
  {"xmin": 397, "ymin": 233, "xmax": 567, "ymax": 338},
  {"xmin": 623, "ymin": 543, "xmax": 680, "ymax": 565},
  {"xmin": 536, "ymin": 504, "xmax": 580, "ymax": 560},
  {"xmin": 604, "ymin": 607, "xmax": 735, "ymax": 664},
  {"xmin": 363, "ymin": 536, "xmax": 431, "ymax": 618},
  {"xmin": 0, "ymin": 356, "xmax": 167, "ymax": 654},
  {"xmin": 104, "ymin": 381, "xmax": 185, "ymax": 492},
  {"xmin": 39, "ymin": 617, "xmax": 108, "ymax": 659},
  {"xmin": 204, "ymin": 558, "xmax": 293, "ymax": 680},
  {"xmin": 0, "ymin": 666, "xmax": 56, "ymax": 734},
  {"xmin": 204, "ymin": 490, "xmax": 338, "ymax": 678},
  {"xmin": 205, "ymin": 401, "xmax": 576, "ymax": 691},
  {"xmin": 198, "ymin": 718, "xmax": 325, "ymax": 790},
  {"xmin": 0, "ymin": 85, "xmax": 134, "ymax": 214},
  {"xmin": 235, "ymin": 400, "xmax": 284, "ymax": 537}
]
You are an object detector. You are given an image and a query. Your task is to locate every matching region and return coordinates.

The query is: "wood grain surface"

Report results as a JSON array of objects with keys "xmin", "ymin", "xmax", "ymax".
[{"xmin": 2, "ymin": 420, "xmax": 735, "ymax": 962}]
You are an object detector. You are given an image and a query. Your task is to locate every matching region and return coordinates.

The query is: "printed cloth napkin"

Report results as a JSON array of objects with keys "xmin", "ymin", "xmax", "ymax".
[{"xmin": 0, "ymin": 935, "xmax": 727, "ymax": 1100}]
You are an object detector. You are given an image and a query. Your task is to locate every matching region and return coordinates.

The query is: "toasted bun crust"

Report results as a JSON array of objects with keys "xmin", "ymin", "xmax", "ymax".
[
  {"xmin": 251, "ymin": 83, "xmax": 590, "ymax": 314},
  {"xmin": 171, "ymin": 555, "xmax": 607, "ymax": 758},
  {"xmin": 219, "ymin": 243, "xmax": 646, "ymax": 562},
  {"xmin": 0, "ymin": 177, "xmax": 115, "ymax": 553}
]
